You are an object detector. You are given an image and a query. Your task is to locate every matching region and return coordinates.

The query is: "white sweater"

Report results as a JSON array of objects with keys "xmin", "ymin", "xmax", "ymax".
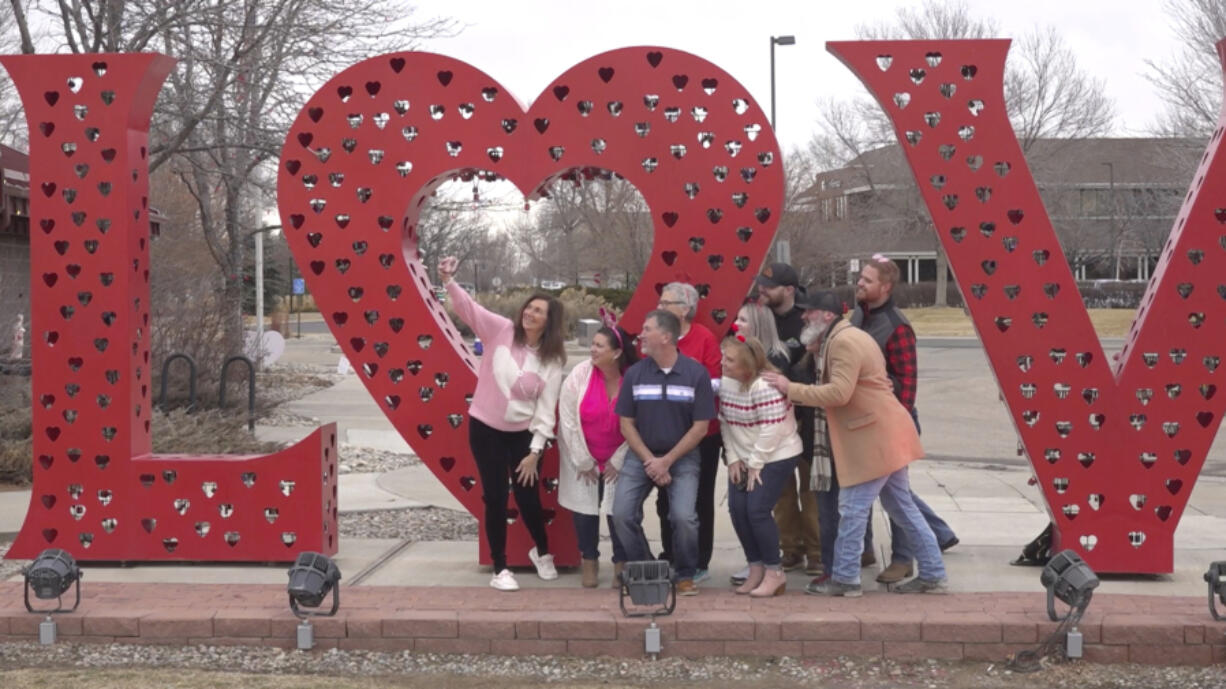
[
  {"xmin": 557, "ymin": 360, "xmax": 629, "ymax": 516},
  {"xmin": 717, "ymin": 375, "xmax": 803, "ymax": 470}
]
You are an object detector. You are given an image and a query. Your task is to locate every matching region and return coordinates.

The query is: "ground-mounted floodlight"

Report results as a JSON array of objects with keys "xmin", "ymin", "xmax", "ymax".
[
  {"xmin": 22, "ymin": 548, "xmax": 82, "ymax": 645},
  {"xmin": 618, "ymin": 560, "xmax": 676, "ymax": 659},
  {"xmin": 1041, "ymin": 550, "xmax": 1100, "ymax": 622},
  {"xmin": 1009, "ymin": 549, "xmax": 1101, "ymax": 670},
  {"xmin": 1041, "ymin": 549, "xmax": 1099, "ymax": 659},
  {"xmin": 287, "ymin": 551, "xmax": 341, "ymax": 650},
  {"xmin": 1204, "ymin": 561, "xmax": 1226, "ymax": 621}
]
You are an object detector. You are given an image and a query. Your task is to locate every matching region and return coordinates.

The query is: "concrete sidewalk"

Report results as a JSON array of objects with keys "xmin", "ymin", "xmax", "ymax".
[{"xmin": 4, "ymin": 333, "xmax": 1226, "ymax": 597}]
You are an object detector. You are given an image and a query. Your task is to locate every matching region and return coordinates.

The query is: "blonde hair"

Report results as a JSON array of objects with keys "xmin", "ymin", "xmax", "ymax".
[
  {"xmin": 736, "ymin": 302, "xmax": 789, "ymax": 361},
  {"xmin": 721, "ymin": 334, "xmax": 777, "ymax": 386}
]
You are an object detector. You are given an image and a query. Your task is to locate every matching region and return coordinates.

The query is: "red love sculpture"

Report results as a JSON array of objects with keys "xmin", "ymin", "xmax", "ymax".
[
  {"xmin": 278, "ymin": 48, "xmax": 784, "ymax": 566},
  {"xmin": 830, "ymin": 39, "xmax": 1226, "ymax": 573},
  {"xmin": 3, "ymin": 53, "xmax": 338, "ymax": 562}
]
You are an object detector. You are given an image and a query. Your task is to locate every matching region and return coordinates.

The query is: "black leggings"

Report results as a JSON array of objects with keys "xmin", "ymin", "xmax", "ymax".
[{"xmin": 469, "ymin": 417, "xmax": 549, "ymax": 572}]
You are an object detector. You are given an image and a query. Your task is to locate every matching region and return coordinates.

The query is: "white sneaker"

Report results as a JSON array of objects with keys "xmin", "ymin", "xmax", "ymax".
[
  {"xmin": 490, "ymin": 569, "xmax": 519, "ymax": 591},
  {"xmin": 529, "ymin": 547, "xmax": 558, "ymax": 580}
]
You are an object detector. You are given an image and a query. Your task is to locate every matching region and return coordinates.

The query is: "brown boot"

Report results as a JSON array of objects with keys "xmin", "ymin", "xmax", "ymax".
[
  {"xmin": 581, "ymin": 559, "xmax": 599, "ymax": 588},
  {"xmin": 861, "ymin": 551, "xmax": 877, "ymax": 568},
  {"xmin": 735, "ymin": 564, "xmax": 765, "ymax": 594},
  {"xmin": 780, "ymin": 553, "xmax": 804, "ymax": 571},
  {"xmin": 749, "ymin": 568, "xmax": 787, "ymax": 597},
  {"xmin": 612, "ymin": 562, "xmax": 625, "ymax": 589},
  {"xmin": 875, "ymin": 560, "xmax": 914, "ymax": 584}
]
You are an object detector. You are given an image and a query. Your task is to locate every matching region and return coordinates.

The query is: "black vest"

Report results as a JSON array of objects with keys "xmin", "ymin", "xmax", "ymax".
[{"xmin": 851, "ymin": 297, "xmax": 911, "ymax": 351}]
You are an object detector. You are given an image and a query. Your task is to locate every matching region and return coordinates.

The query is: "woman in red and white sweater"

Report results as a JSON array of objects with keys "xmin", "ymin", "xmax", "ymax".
[
  {"xmin": 439, "ymin": 256, "xmax": 567, "ymax": 592},
  {"xmin": 718, "ymin": 335, "xmax": 803, "ymax": 597}
]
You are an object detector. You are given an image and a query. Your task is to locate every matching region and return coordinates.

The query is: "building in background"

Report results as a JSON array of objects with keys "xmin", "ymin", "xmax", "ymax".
[
  {"xmin": 2, "ymin": 143, "xmax": 165, "ymax": 358},
  {"xmin": 798, "ymin": 139, "xmax": 1199, "ymax": 290}
]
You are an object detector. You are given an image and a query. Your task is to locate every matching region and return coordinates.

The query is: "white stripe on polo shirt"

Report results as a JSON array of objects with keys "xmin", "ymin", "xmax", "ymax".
[
  {"xmin": 665, "ymin": 385, "xmax": 695, "ymax": 401},
  {"xmin": 633, "ymin": 384, "xmax": 664, "ymax": 400}
]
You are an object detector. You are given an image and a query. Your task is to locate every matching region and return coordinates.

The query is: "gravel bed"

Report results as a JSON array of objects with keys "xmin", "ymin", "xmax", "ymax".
[
  {"xmin": 338, "ymin": 507, "xmax": 476, "ymax": 541},
  {"xmin": 336, "ymin": 444, "xmax": 420, "ymax": 474},
  {"xmin": 0, "ymin": 539, "xmax": 22, "ymax": 581},
  {"xmin": 0, "ymin": 642, "xmax": 1221, "ymax": 687}
]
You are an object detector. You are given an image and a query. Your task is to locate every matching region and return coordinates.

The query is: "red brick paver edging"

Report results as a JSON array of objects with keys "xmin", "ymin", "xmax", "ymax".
[{"xmin": 0, "ymin": 582, "xmax": 1222, "ymax": 665}]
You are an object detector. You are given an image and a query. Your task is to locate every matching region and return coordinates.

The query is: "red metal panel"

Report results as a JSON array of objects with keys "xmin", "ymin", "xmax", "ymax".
[
  {"xmin": 828, "ymin": 39, "xmax": 1226, "ymax": 573},
  {"xmin": 2, "ymin": 53, "xmax": 337, "ymax": 562},
  {"xmin": 277, "ymin": 48, "xmax": 784, "ymax": 566}
]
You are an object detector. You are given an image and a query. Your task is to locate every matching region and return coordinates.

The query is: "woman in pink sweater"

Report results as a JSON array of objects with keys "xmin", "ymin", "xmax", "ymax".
[{"xmin": 439, "ymin": 257, "xmax": 567, "ymax": 592}]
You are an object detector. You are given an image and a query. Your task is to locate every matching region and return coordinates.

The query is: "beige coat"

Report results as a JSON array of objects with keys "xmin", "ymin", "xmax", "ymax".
[{"xmin": 786, "ymin": 320, "xmax": 923, "ymax": 487}]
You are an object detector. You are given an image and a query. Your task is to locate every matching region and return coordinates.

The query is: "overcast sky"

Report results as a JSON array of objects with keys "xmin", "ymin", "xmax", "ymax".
[{"xmin": 420, "ymin": 0, "xmax": 1188, "ymax": 154}]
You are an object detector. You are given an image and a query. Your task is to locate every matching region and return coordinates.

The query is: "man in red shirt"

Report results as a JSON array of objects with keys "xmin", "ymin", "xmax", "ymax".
[{"xmin": 654, "ymin": 282, "xmax": 723, "ymax": 583}]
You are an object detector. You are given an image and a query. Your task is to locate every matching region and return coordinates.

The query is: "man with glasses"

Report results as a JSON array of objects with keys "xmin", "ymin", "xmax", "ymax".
[{"xmin": 652, "ymin": 283, "xmax": 723, "ymax": 584}]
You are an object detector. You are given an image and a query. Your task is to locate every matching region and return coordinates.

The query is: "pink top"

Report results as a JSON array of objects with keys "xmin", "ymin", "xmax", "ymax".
[
  {"xmin": 446, "ymin": 281, "xmax": 564, "ymax": 451},
  {"xmin": 579, "ymin": 365, "xmax": 623, "ymax": 467}
]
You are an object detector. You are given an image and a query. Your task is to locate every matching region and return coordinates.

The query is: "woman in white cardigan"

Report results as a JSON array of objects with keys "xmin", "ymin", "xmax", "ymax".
[
  {"xmin": 558, "ymin": 324, "xmax": 638, "ymax": 587},
  {"xmin": 719, "ymin": 334, "xmax": 803, "ymax": 597}
]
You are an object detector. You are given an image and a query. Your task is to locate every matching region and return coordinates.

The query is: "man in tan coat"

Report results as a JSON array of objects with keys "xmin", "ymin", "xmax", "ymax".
[{"xmin": 762, "ymin": 290, "xmax": 947, "ymax": 596}]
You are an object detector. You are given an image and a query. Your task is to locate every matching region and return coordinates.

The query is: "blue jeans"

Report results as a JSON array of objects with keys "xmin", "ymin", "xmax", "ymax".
[
  {"xmin": 728, "ymin": 456, "xmax": 798, "ymax": 567},
  {"xmin": 832, "ymin": 466, "xmax": 946, "ymax": 585},
  {"xmin": 612, "ymin": 449, "xmax": 700, "ymax": 580},
  {"xmin": 881, "ymin": 408, "xmax": 956, "ymax": 562},
  {"xmin": 572, "ymin": 479, "xmax": 627, "ymax": 562}
]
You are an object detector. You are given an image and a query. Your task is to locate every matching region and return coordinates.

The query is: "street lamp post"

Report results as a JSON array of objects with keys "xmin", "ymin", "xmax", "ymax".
[
  {"xmin": 769, "ymin": 35, "xmax": 796, "ymax": 132},
  {"xmin": 769, "ymin": 35, "xmax": 795, "ymax": 264},
  {"xmin": 1102, "ymin": 162, "xmax": 1118, "ymax": 279}
]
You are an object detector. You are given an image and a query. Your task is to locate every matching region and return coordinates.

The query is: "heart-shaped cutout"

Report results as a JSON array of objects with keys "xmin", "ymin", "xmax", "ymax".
[{"xmin": 278, "ymin": 48, "xmax": 781, "ymax": 566}]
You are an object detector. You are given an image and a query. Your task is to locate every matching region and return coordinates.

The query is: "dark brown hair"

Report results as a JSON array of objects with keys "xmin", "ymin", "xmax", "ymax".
[
  {"xmin": 514, "ymin": 293, "xmax": 567, "ymax": 366},
  {"xmin": 596, "ymin": 326, "xmax": 639, "ymax": 373}
]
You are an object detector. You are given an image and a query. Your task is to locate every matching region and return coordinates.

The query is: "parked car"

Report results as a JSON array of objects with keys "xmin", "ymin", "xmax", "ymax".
[{"xmin": 539, "ymin": 280, "xmax": 566, "ymax": 290}]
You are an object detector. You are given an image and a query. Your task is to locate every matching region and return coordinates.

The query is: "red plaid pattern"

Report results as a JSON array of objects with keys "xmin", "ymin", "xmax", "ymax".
[{"xmin": 884, "ymin": 323, "xmax": 918, "ymax": 411}]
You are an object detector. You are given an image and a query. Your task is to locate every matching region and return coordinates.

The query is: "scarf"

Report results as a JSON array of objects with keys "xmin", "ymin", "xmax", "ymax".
[{"xmin": 809, "ymin": 331, "xmax": 834, "ymax": 492}]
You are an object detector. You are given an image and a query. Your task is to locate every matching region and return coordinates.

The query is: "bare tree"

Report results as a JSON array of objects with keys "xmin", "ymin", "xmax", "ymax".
[
  {"xmin": 810, "ymin": 0, "xmax": 1115, "ymax": 305},
  {"xmin": 4, "ymin": 1, "xmax": 458, "ymax": 352},
  {"xmin": 1145, "ymin": 0, "xmax": 1226, "ymax": 137}
]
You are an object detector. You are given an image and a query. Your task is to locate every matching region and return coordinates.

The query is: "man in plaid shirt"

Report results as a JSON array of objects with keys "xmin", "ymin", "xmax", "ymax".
[{"xmin": 852, "ymin": 255, "xmax": 959, "ymax": 585}]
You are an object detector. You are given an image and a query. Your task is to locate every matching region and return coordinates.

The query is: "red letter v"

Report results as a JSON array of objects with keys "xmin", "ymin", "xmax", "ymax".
[{"xmin": 829, "ymin": 39, "xmax": 1226, "ymax": 573}]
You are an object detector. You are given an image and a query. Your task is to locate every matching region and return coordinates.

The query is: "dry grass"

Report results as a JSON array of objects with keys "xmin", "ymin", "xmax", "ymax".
[{"xmin": 902, "ymin": 307, "xmax": 1137, "ymax": 338}]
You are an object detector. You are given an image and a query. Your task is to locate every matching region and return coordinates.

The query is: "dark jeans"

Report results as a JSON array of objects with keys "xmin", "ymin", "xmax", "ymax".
[
  {"xmin": 817, "ymin": 460, "xmax": 842, "ymax": 574},
  {"xmin": 654, "ymin": 434, "xmax": 721, "ymax": 568},
  {"xmin": 469, "ymin": 417, "xmax": 549, "ymax": 572},
  {"xmin": 728, "ymin": 456, "xmax": 799, "ymax": 567},
  {"xmin": 572, "ymin": 479, "xmax": 627, "ymax": 562}
]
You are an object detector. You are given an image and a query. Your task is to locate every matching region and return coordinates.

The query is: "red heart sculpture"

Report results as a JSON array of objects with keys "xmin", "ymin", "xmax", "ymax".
[{"xmin": 278, "ymin": 48, "xmax": 783, "ymax": 566}]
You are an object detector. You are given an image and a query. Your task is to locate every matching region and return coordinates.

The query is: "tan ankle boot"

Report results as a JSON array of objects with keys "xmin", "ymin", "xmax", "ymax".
[
  {"xmin": 749, "ymin": 568, "xmax": 787, "ymax": 597},
  {"xmin": 581, "ymin": 559, "xmax": 599, "ymax": 588},
  {"xmin": 875, "ymin": 560, "xmax": 914, "ymax": 584},
  {"xmin": 612, "ymin": 562, "xmax": 625, "ymax": 589},
  {"xmin": 735, "ymin": 564, "xmax": 766, "ymax": 594}
]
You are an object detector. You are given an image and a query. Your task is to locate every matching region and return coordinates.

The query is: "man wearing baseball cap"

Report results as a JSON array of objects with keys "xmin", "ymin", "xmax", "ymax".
[
  {"xmin": 753, "ymin": 263, "xmax": 822, "ymax": 580},
  {"xmin": 761, "ymin": 290, "xmax": 947, "ymax": 596}
]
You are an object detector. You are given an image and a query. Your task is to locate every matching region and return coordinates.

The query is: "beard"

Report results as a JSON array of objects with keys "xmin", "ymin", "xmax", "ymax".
[{"xmin": 799, "ymin": 319, "xmax": 832, "ymax": 347}]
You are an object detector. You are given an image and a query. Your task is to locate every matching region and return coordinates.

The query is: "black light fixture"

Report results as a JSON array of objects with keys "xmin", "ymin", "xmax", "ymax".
[
  {"xmin": 22, "ymin": 548, "xmax": 82, "ymax": 645},
  {"xmin": 618, "ymin": 560, "xmax": 676, "ymax": 659},
  {"xmin": 1204, "ymin": 561, "xmax": 1226, "ymax": 620},
  {"xmin": 287, "ymin": 551, "xmax": 341, "ymax": 650},
  {"xmin": 1041, "ymin": 549, "xmax": 1100, "ymax": 622}
]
